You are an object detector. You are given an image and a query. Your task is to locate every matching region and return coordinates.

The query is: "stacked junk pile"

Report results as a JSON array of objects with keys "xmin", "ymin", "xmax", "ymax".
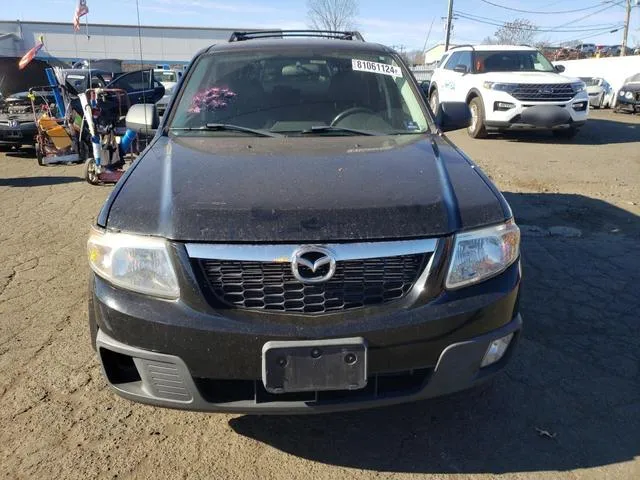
[{"xmin": 30, "ymin": 66, "xmax": 141, "ymax": 185}]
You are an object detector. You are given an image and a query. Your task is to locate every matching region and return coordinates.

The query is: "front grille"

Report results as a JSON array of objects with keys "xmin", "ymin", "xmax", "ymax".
[
  {"xmin": 197, "ymin": 253, "xmax": 428, "ymax": 314},
  {"xmin": 511, "ymin": 83, "xmax": 575, "ymax": 102}
]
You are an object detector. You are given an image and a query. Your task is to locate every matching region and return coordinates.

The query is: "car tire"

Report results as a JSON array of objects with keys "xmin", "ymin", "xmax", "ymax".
[
  {"xmin": 429, "ymin": 88, "xmax": 439, "ymax": 113},
  {"xmin": 467, "ymin": 97, "xmax": 488, "ymax": 139},
  {"xmin": 552, "ymin": 127, "xmax": 579, "ymax": 140},
  {"xmin": 84, "ymin": 157, "xmax": 101, "ymax": 185}
]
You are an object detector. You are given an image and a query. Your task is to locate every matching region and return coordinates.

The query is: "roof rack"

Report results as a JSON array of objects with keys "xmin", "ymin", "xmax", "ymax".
[
  {"xmin": 229, "ymin": 30, "xmax": 365, "ymax": 42},
  {"xmin": 448, "ymin": 44, "xmax": 476, "ymax": 51}
]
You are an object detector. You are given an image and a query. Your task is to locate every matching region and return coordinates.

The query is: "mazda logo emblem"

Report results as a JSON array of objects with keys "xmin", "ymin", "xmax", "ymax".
[{"xmin": 291, "ymin": 246, "xmax": 336, "ymax": 284}]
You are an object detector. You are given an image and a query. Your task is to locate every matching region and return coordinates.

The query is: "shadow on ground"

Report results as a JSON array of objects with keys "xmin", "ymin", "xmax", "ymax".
[
  {"xmin": 500, "ymin": 117, "xmax": 639, "ymax": 145},
  {"xmin": 0, "ymin": 176, "xmax": 82, "ymax": 187},
  {"xmin": 230, "ymin": 193, "xmax": 640, "ymax": 475}
]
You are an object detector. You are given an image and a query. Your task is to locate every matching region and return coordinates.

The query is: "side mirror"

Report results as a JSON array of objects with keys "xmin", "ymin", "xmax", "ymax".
[
  {"xmin": 126, "ymin": 103, "xmax": 159, "ymax": 135},
  {"xmin": 555, "ymin": 64, "xmax": 566, "ymax": 73},
  {"xmin": 419, "ymin": 80, "xmax": 430, "ymax": 97},
  {"xmin": 453, "ymin": 64, "xmax": 468, "ymax": 74},
  {"xmin": 435, "ymin": 102, "xmax": 472, "ymax": 132}
]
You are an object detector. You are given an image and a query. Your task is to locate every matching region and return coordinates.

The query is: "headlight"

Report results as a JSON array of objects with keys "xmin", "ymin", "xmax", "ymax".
[
  {"xmin": 625, "ymin": 91, "xmax": 634, "ymax": 100},
  {"xmin": 87, "ymin": 228, "xmax": 179, "ymax": 298},
  {"xmin": 619, "ymin": 90, "xmax": 626, "ymax": 97},
  {"xmin": 446, "ymin": 221, "xmax": 520, "ymax": 290},
  {"xmin": 483, "ymin": 82, "xmax": 517, "ymax": 93},
  {"xmin": 571, "ymin": 82, "xmax": 586, "ymax": 93}
]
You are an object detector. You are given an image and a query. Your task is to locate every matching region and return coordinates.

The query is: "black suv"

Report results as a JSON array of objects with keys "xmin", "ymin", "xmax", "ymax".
[{"xmin": 88, "ymin": 31, "xmax": 522, "ymax": 414}]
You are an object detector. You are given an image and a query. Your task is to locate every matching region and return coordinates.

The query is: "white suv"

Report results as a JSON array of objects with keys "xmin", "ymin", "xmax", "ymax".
[{"xmin": 429, "ymin": 45, "xmax": 589, "ymax": 139}]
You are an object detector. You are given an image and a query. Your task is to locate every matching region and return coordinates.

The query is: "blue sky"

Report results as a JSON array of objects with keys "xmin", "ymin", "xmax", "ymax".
[{"xmin": 3, "ymin": 0, "xmax": 639, "ymax": 50}]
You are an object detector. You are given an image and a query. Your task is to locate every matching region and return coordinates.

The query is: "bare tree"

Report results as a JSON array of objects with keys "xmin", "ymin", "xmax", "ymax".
[
  {"xmin": 494, "ymin": 18, "xmax": 538, "ymax": 46},
  {"xmin": 307, "ymin": 0, "xmax": 359, "ymax": 32}
]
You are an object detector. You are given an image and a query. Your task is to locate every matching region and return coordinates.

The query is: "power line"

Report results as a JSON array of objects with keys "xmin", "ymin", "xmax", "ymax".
[
  {"xmin": 555, "ymin": 26, "xmax": 623, "ymax": 44},
  {"xmin": 478, "ymin": 0, "xmax": 609, "ymax": 15},
  {"xmin": 455, "ymin": 11, "xmax": 622, "ymax": 33},
  {"xmin": 552, "ymin": 1, "xmax": 626, "ymax": 28}
]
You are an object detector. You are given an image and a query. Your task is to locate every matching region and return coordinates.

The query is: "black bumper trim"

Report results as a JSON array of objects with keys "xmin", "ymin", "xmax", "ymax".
[{"xmin": 95, "ymin": 313, "xmax": 522, "ymax": 414}]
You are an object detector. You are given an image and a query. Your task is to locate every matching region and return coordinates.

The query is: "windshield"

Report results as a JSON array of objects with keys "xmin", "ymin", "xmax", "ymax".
[
  {"xmin": 580, "ymin": 77, "xmax": 600, "ymax": 86},
  {"xmin": 475, "ymin": 50, "xmax": 555, "ymax": 73},
  {"xmin": 168, "ymin": 49, "xmax": 429, "ymax": 136},
  {"xmin": 154, "ymin": 71, "xmax": 177, "ymax": 83}
]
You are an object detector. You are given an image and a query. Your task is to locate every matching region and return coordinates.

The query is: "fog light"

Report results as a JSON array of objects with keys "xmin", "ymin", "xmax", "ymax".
[
  {"xmin": 573, "ymin": 101, "xmax": 587, "ymax": 111},
  {"xmin": 481, "ymin": 333, "xmax": 514, "ymax": 367},
  {"xmin": 494, "ymin": 101, "xmax": 515, "ymax": 111}
]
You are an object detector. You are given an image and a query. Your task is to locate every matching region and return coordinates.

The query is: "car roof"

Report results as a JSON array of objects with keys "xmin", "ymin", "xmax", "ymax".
[
  {"xmin": 450, "ymin": 45, "xmax": 537, "ymax": 51},
  {"xmin": 206, "ymin": 38, "xmax": 394, "ymax": 55}
]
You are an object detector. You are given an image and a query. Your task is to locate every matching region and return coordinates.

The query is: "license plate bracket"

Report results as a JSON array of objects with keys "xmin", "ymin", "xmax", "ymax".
[{"xmin": 262, "ymin": 338, "xmax": 367, "ymax": 394}]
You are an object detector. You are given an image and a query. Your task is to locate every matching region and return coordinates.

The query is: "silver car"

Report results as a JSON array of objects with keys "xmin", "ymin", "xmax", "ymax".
[{"xmin": 581, "ymin": 77, "xmax": 614, "ymax": 108}]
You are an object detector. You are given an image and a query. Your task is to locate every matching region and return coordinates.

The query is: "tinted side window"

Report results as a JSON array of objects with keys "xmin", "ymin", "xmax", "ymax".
[
  {"xmin": 444, "ymin": 52, "xmax": 460, "ymax": 70},
  {"xmin": 458, "ymin": 51, "xmax": 472, "ymax": 71},
  {"xmin": 111, "ymin": 71, "xmax": 151, "ymax": 92}
]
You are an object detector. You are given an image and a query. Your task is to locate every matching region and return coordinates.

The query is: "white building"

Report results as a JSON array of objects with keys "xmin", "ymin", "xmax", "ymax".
[{"xmin": 0, "ymin": 20, "xmax": 269, "ymax": 65}]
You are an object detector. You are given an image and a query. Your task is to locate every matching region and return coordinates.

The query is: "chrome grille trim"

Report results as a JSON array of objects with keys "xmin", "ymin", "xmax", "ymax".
[
  {"xmin": 186, "ymin": 239, "xmax": 439, "ymax": 314},
  {"xmin": 511, "ymin": 83, "xmax": 576, "ymax": 102},
  {"xmin": 185, "ymin": 238, "xmax": 438, "ymax": 262}
]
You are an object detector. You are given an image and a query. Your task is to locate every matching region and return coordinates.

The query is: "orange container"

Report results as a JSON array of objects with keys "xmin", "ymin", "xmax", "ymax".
[{"xmin": 38, "ymin": 115, "xmax": 72, "ymax": 150}]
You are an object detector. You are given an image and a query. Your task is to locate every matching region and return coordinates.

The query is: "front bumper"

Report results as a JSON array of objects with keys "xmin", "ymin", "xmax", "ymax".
[
  {"xmin": 483, "ymin": 91, "xmax": 589, "ymax": 130},
  {"xmin": 0, "ymin": 122, "xmax": 37, "ymax": 145},
  {"xmin": 95, "ymin": 314, "xmax": 521, "ymax": 414},
  {"xmin": 90, "ymin": 240, "xmax": 522, "ymax": 413},
  {"xmin": 616, "ymin": 94, "xmax": 640, "ymax": 111}
]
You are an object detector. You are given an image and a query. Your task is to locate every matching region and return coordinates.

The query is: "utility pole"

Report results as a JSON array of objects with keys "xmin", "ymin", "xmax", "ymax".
[
  {"xmin": 621, "ymin": 0, "xmax": 631, "ymax": 56},
  {"xmin": 444, "ymin": 0, "xmax": 454, "ymax": 51}
]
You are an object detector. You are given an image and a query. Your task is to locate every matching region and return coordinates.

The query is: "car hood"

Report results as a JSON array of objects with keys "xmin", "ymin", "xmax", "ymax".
[
  {"xmin": 104, "ymin": 134, "xmax": 509, "ymax": 242},
  {"xmin": 622, "ymin": 82, "xmax": 640, "ymax": 92},
  {"xmin": 480, "ymin": 71, "xmax": 579, "ymax": 84},
  {"xmin": 586, "ymin": 85, "xmax": 603, "ymax": 94}
]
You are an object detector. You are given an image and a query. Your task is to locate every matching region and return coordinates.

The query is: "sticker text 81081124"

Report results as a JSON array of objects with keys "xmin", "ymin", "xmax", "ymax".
[{"xmin": 352, "ymin": 59, "xmax": 403, "ymax": 78}]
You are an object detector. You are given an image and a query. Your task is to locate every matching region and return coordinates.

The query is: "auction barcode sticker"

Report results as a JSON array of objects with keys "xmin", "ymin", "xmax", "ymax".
[{"xmin": 352, "ymin": 59, "xmax": 403, "ymax": 78}]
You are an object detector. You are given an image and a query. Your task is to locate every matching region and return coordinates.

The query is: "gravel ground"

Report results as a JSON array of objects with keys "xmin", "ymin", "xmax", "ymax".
[{"xmin": 0, "ymin": 110, "xmax": 639, "ymax": 479}]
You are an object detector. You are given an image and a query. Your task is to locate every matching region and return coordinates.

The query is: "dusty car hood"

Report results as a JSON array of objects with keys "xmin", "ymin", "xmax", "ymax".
[
  {"xmin": 480, "ymin": 71, "xmax": 579, "ymax": 84},
  {"xmin": 103, "ymin": 134, "xmax": 509, "ymax": 242}
]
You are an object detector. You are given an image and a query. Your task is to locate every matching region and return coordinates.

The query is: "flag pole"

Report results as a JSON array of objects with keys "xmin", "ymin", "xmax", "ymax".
[{"xmin": 86, "ymin": 11, "xmax": 91, "ymax": 86}]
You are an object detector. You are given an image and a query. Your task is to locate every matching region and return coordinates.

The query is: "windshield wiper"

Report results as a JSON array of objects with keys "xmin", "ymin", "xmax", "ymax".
[
  {"xmin": 299, "ymin": 126, "xmax": 379, "ymax": 136},
  {"xmin": 170, "ymin": 124, "xmax": 282, "ymax": 137}
]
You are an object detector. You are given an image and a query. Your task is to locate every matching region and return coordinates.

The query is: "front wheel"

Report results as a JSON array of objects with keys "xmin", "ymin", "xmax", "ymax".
[
  {"xmin": 84, "ymin": 158, "xmax": 100, "ymax": 185},
  {"xmin": 467, "ymin": 97, "xmax": 488, "ymax": 139},
  {"xmin": 429, "ymin": 89, "xmax": 439, "ymax": 113}
]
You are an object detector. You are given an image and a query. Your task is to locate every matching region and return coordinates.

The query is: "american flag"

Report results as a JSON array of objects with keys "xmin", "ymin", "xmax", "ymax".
[
  {"xmin": 73, "ymin": 0, "xmax": 89, "ymax": 32},
  {"xmin": 18, "ymin": 41, "xmax": 44, "ymax": 70}
]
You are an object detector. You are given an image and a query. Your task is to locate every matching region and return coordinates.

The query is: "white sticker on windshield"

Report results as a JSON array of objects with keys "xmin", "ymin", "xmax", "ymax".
[{"xmin": 352, "ymin": 59, "xmax": 403, "ymax": 78}]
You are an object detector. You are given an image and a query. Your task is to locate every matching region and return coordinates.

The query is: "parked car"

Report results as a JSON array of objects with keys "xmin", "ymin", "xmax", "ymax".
[
  {"xmin": 576, "ymin": 43, "xmax": 596, "ymax": 56},
  {"xmin": 0, "ymin": 57, "xmax": 51, "ymax": 148},
  {"xmin": 580, "ymin": 77, "xmax": 614, "ymax": 108},
  {"xmin": 429, "ymin": 44, "xmax": 589, "ymax": 139},
  {"xmin": 104, "ymin": 69, "xmax": 166, "ymax": 106},
  {"xmin": 1, "ymin": 67, "xmax": 164, "ymax": 150},
  {"xmin": 88, "ymin": 30, "xmax": 522, "ymax": 414},
  {"xmin": 554, "ymin": 47, "xmax": 583, "ymax": 61},
  {"xmin": 615, "ymin": 73, "xmax": 640, "ymax": 113},
  {"xmin": 153, "ymin": 67, "xmax": 183, "ymax": 117}
]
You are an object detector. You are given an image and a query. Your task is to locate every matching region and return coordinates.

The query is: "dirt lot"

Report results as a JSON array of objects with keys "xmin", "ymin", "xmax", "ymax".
[{"xmin": 1, "ymin": 110, "xmax": 639, "ymax": 479}]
